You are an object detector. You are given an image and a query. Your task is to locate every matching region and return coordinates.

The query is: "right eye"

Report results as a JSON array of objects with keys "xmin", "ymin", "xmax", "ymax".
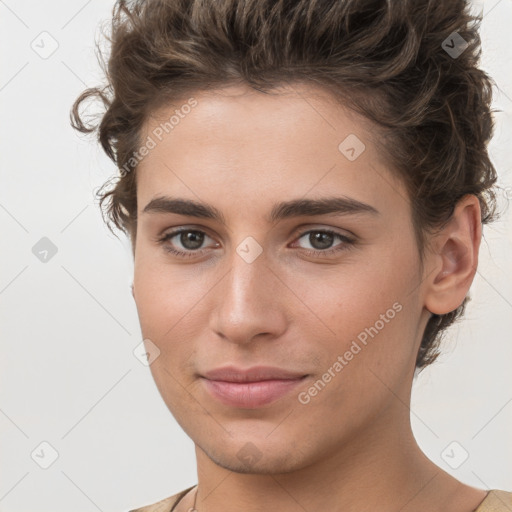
[{"xmin": 157, "ymin": 228, "xmax": 219, "ymax": 258}]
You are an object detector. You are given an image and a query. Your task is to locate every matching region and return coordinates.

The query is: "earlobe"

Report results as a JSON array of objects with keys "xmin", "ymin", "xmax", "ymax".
[{"xmin": 423, "ymin": 195, "xmax": 482, "ymax": 315}]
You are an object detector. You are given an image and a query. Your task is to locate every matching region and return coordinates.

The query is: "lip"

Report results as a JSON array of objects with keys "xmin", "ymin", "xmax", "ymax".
[
  {"xmin": 201, "ymin": 365, "xmax": 307, "ymax": 382},
  {"xmin": 200, "ymin": 366, "xmax": 308, "ymax": 408}
]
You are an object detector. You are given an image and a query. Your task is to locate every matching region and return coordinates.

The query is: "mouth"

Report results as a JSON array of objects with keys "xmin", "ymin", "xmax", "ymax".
[
  {"xmin": 200, "ymin": 376, "xmax": 308, "ymax": 408},
  {"xmin": 199, "ymin": 366, "xmax": 309, "ymax": 409}
]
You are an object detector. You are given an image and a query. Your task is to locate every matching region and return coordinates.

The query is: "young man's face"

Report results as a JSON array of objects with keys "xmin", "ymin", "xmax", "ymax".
[{"xmin": 133, "ymin": 83, "xmax": 432, "ymax": 473}]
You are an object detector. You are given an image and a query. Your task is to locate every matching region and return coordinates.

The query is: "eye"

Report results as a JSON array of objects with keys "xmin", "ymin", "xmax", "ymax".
[
  {"xmin": 157, "ymin": 228, "xmax": 218, "ymax": 258},
  {"xmin": 156, "ymin": 227, "xmax": 355, "ymax": 259},
  {"xmin": 291, "ymin": 229, "xmax": 355, "ymax": 257}
]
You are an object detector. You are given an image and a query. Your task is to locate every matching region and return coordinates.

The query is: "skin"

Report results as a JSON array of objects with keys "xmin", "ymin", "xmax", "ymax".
[{"xmin": 132, "ymin": 83, "xmax": 487, "ymax": 512}]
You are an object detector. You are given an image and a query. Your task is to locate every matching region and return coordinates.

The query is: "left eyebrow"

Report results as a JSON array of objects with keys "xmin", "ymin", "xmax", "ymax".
[
  {"xmin": 267, "ymin": 196, "xmax": 379, "ymax": 223},
  {"xmin": 141, "ymin": 195, "xmax": 379, "ymax": 224}
]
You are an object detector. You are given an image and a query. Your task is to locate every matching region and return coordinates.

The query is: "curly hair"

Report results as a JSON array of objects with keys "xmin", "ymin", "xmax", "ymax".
[{"xmin": 70, "ymin": 0, "xmax": 499, "ymax": 370}]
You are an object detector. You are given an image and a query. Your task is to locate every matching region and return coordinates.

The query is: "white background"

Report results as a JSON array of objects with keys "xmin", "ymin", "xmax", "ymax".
[{"xmin": 1, "ymin": 1, "xmax": 511, "ymax": 511}]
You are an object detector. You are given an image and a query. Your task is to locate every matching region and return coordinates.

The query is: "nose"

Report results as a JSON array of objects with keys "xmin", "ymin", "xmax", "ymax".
[{"xmin": 208, "ymin": 246, "xmax": 288, "ymax": 346}]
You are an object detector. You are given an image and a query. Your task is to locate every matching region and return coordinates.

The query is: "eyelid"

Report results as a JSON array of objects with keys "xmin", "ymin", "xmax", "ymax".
[
  {"xmin": 291, "ymin": 224, "xmax": 355, "ymax": 240},
  {"xmin": 290, "ymin": 227, "xmax": 355, "ymax": 251},
  {"xmin": 154, "ymin": 225, "xmax": 216, "ymax": 243},
  {"xmin": 157, "ymin": 225, "xmax": 356, "ymax": 260},
  {"xmin": 157, "ymin": 224, "xmax": 354, "ymax": 244},
  {"xmin": 158, "ymin": 227, "xmax": 218, "ymax": 247}
]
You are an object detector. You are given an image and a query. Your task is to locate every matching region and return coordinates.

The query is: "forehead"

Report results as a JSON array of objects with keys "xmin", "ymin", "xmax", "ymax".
[
  {"xmin": 136, "ymin": 83, "xmax": 408, "ymax": 219},
  {"xmin": 142, "ymin": 82, "xmax": 370, "ymax": 155}
]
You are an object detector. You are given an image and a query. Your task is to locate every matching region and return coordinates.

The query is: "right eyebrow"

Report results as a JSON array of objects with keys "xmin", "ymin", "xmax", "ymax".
[{"xmin": 142, "ymin": 197, "xmax": 227, "ymax": 224}]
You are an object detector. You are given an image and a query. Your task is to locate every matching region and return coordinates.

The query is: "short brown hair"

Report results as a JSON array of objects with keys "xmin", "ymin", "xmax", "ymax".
[{"xmin": 70, "ymin": 0, "xmax": 499, "ymax": 370}]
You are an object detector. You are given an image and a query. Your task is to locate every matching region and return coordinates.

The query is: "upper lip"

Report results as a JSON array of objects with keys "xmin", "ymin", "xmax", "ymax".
[{"xmin": 201, "ymin": 365, "xmax": 307, "ymax": 383}]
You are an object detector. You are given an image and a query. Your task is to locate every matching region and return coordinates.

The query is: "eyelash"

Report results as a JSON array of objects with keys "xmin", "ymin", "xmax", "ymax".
[{"xmin": 156, "ymin": 228, "xmax": 355, "ymax": 259}]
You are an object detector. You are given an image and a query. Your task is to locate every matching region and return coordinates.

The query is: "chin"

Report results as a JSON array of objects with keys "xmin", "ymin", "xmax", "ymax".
[
  {"xmin": 197, "ymin": 433, "xmax": 312, "ymax": 475},
  {"xmin": 207, "ymin": 447, "xmax": 305, "ymax": 475}
]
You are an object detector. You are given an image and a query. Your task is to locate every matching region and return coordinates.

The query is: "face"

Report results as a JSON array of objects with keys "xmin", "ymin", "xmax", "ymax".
[{"xmin": 132, "ymin": 83, "xmax": 430, "ymax": 473}]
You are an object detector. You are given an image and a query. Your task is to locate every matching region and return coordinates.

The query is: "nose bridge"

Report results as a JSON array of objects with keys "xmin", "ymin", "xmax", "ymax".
[{"xmin": 209, "ymin": 240, "xmax": 286, "ymax": 344}]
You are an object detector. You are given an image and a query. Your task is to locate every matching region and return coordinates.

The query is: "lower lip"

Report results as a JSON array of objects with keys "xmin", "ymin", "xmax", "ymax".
[{"xmin": 201, "ymin": 377, "xmax": 307, "ymax": 408}]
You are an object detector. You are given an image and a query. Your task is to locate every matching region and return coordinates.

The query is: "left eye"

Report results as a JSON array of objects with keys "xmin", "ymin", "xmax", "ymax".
[{"xmin": 292, "ymin": 229, "xmax": 354, "ymax": 254}]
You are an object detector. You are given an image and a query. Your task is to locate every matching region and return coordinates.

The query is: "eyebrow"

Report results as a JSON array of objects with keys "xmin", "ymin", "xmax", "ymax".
[{"xmin": 142, "ymin": 195, "xmax": 379, "ymax": 224}]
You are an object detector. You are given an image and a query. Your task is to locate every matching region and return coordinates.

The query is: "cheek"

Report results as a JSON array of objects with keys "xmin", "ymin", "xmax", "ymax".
[
  {"xmin": 132, "ymin": 260, "xmax": 217, "ymax": 394},
  {"xmin": 299, "ymin": 250, "xmax": 420, "ymax": 379},
  {"xmin": 133, "ymin": 265, "xmax": 168, "ymax": 337},
  {"xmin": 133, "ymin": 256, "xmax": 206, "ymax": 338},
  {"xmin": 291, "ymin": 259, "xmax": 408, "ymax": 338},
  {"xmin": 133, "ymin": 261, "xmax": 202, "ymax": 403},
  {"xmin": 295, "ymin": 302, "xmax": 416, "ymax": 431}
]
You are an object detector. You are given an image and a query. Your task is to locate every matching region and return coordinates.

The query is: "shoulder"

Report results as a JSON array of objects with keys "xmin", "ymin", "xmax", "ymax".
[
  {"xmin": 475, "ymin": 489, "xmax": 512, "ymax": 512},
  {"xmin": 128, "ymin": 485, "xmax": 196, "ymax": 512}
]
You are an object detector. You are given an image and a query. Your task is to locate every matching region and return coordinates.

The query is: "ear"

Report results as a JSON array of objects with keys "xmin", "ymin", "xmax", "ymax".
[
  {"xmin": 131, "ymin": 283, "xmax": 135, "ymax": 299},
  {"xmin": 423, "ymin": 194, "xmax": 482, "ymax": 315}
]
